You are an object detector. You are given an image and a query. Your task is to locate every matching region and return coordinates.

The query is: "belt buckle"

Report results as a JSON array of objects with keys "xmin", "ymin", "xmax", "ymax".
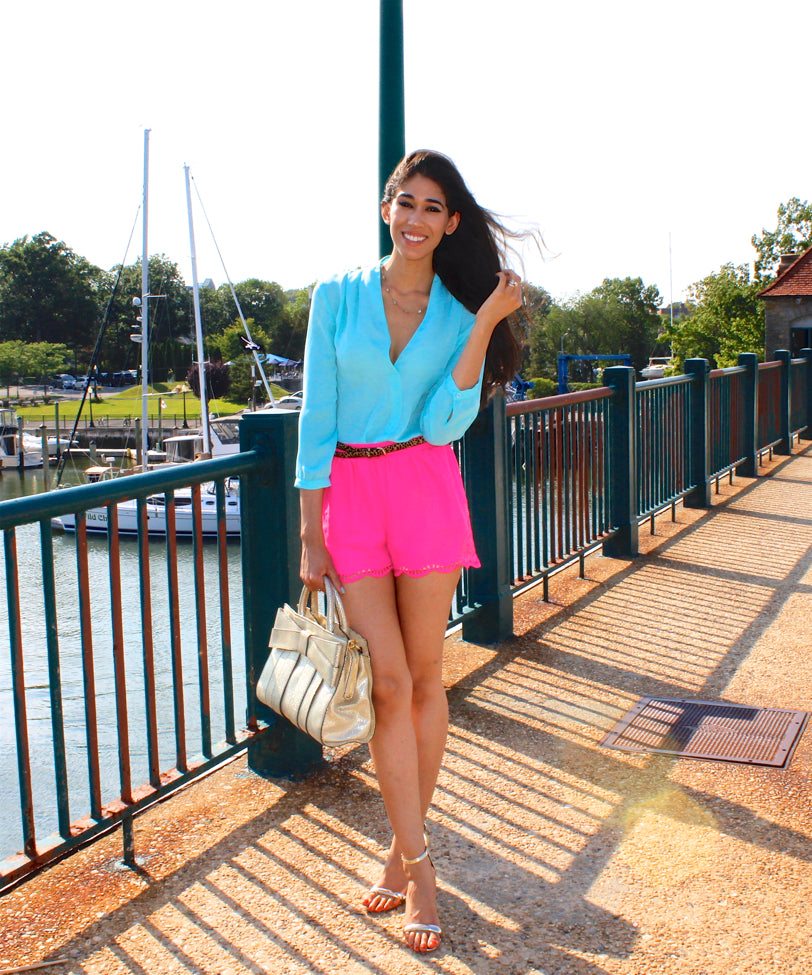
[{"xmin": 371, "ymin": 446, "xmax": 386, "ymax": 457}]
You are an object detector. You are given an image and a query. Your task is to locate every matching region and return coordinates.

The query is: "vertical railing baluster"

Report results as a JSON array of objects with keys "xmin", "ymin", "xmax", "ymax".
[
  {"xmin": 513, "ymin": 414, "xmax": 524, "ymax": 580},
  {"xmin": 136, "ymin": 498, "xmax": 160, "ymax": 788},
  {"xmin": 216, "ymin": 479, "xmax": 236, "ymax": 745},
  {"xmin": 532, "ymin": 412, "xmax": 541, "ymax": 573},
  {"xmin": 578, "ymin": 405, "xmax": 588, "ymax": 547},
  {"xmin": 540, "ymin": 409, "xmax": 549, "ymax": 569},
  {"xmin": 164, "ymin": 491, "xmax": 187, "ymax": 774},
  {"xmin": 523, "ymin": 415, "xmax": 533, "ymax": 579},
  {"xmin": 75, "ymin": 513, "xmax": 102, "ymax": 821},
  {"xmin": 107, "ymin": 504, "xmax": 132, "ymax": 804},
  {"xmin": 191, "ymin": 484, "xmax": 212, "ymax": 758},
  {"xmin": 4, "ymin": 528, "xmax": 36, "ymax": 857},
  {"xmin": 39, "ymin": 519, "xmax": 70, "ymax": 838}
]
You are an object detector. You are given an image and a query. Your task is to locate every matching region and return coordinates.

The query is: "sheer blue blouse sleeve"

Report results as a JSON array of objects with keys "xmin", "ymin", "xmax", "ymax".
[
  {"xmin": 294, "ymin": 281, "xmax": 339, "ymax": 489},
  {"xmin": 420, "ymin": 330, "xmax": 484, "ymax": 445}
]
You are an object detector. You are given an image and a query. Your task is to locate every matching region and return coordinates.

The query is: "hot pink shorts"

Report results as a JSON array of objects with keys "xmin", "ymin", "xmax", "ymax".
[{"xmin": 322, "ymin": 441, "xmax": 480, "ymax": 584}]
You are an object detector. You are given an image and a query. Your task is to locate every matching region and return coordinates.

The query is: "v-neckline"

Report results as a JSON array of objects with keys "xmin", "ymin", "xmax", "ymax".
[{"xmin": 377, "ymin": 262, "xmax": 437, "ymax": 366}]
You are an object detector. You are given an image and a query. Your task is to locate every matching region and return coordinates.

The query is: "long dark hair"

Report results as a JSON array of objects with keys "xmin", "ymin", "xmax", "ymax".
[{"xmin": 382, "ymin": 149, "xmax": 525, "ymax": 404}]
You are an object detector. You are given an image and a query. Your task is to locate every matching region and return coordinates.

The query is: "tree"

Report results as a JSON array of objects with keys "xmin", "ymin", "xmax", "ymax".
[
  {"xmin": 752, "ymin": 197, "xmax": 812, "ymax": 281},
  {"xmin": 659, "ymin": 264, "xmax": 764, "ymax": 370},
  {"xmin": 0, "ymin": 233, "xmax": 102, "ymax": 348},
  {"xmin": 187, "ymin": 360, "xmax": 231, "ymax": 401},
  {"xmin": 206, "ymin": 319, "xmax": 273, "ymax": 365},
  {"xmin": 0, "ymin": 340, "xmax": 28, "ymax": 394},
  {"xmin": 527, "ymin": 277, "xmax": 662, "ymax": 379},
  {"xmin": 100, "ymin": 255, "xmax": 194, "ymax": 379},
  {"xmin": 21, "ymin": 342, "xmax": 71, "ymax": 385}
]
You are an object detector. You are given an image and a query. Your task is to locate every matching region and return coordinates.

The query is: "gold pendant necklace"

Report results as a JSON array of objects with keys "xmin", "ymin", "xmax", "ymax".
[{"xmin": 381, "ymin": 266, "xmax": 425, "ymax": 316}]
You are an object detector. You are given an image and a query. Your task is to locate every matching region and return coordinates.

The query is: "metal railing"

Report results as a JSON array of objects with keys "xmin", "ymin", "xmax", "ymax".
[
  {"xmin": 709, "ymin": 366, "xmax": 748, "ymax": 478},
  {"xmin": 506, "ymin": 389, "xmax": 612, "ymax": 585},
  {"xmin": 635, "ymin": 375, "xmax": 691, "ymax": 517},
  {"xmin": 1, "ymin": 349, "xmax": 810, "ymax": 891},
  {"xmin": 1, "ymin": 452, "xmax": 259, "ymax": 891},
  {"xmin": 758, "ymin": 361, "xmax": 783, "ymax": 453},
  {"xmin": 790, "ymin": 357, "xmax": 808, "ymax": 437}
]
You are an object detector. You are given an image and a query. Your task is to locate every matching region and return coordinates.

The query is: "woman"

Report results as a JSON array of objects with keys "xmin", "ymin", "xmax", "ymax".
[{"xmin": 295, "ymin": 149, "xmax": 524, "ymax": 952}]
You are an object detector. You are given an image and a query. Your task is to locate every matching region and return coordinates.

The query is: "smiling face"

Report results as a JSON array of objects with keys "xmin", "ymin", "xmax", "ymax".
[{"xmin": 381, "ymin": 174, "xmax": 460, "ymax": 262}]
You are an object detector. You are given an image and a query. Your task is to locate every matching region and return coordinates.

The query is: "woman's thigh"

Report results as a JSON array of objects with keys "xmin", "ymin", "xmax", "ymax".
[
  {"xmin": 339, "ymin": 570, "xmax": 459, "ymax": 686},
  {"xmin": 340, "ymin": 573, "xmax": 409, "ymax": 687},
  {"xmin": 395, "ymin": 570, "xmax": 460, "ymax": 682}
]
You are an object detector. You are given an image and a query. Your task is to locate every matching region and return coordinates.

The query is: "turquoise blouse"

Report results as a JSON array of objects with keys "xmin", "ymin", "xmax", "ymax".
[{"xmin": 294, "ymin": 261, "xmax": 482, "ymax": 489}]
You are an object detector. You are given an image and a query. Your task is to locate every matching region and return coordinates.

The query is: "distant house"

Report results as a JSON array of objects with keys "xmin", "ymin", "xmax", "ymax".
[{"xmin": 759, "ymin": 250, "xmax": 812, "ymax": 358}]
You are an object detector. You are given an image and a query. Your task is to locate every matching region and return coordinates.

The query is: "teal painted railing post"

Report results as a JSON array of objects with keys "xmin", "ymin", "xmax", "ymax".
[
  {"xmin": 601, "ymin": 366, "xmax": 639, "ymax": 558},
  {"xmin": 379, "ymin": 0, "xmax": 406, "ymax": 257},
  {"xmin": 736, "ymin": 352, "xmax": 759, "ymax": 477},
  {"xmin": 462, "ymin": 391, "xmax": 513, "ymax": 644},
  {"xmin": 684, "ymin": 358, "xmax": 712, "ymax": 508},
  {"xmin": 775, "ymin": 350, "xmax": 792, "ymax": 454},
  {"xmin": 239, "ymin": 411, "xmax": 323, "ymax": 777},
  {"xmin": 802, "ymin": 349, "xmax": 812, "ymax": 441}
]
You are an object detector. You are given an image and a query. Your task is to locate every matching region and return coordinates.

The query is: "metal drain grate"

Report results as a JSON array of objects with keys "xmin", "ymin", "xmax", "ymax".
[{"xmin": 601, "ymin": 697, "xmax": 809, "ymax": 767}]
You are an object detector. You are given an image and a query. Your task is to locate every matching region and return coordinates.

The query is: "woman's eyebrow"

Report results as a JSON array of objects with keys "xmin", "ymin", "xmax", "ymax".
[{"xmin": 396, "ymin": 191, "xmax": 447, "ymax": 210}]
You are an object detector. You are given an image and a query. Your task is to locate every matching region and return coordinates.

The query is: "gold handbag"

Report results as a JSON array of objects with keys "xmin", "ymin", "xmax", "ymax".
[{"xmin": 256, "ymin": 579, "xmax": 375, "ymax": 747}]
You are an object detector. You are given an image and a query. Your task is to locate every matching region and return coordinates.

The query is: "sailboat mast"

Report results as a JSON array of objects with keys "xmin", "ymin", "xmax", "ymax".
[
  {"xmin": 184, "ymin": 165, "xmax": 212, "ymax": 457},
  {"xmin": 669, "ymin": 231, "xmax": 674, "ymax": 335},
  {"xmin": 140, "ymin": 129, "xmax": 151, "ymax": 471}
]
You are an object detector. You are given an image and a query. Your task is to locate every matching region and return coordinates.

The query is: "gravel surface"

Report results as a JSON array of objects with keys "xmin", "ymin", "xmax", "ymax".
[{"xmin": 1, "ymin": 446, "xmax": 810, "ymax": 975}]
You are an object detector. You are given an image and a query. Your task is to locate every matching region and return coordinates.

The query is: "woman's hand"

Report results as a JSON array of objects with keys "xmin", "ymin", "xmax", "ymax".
[
  {"xmin": 300, "ymin": 536, "xmax": 343, "ymax": 593},
  {"xmin": 299, "ymin": 488, "xmax": 343, "ymax": 592},
  {"xmin": 477, "ymin": 269, "xmax": 524, "ymax": 330},
  {"xmin": 450, "ymin": 269, "xmax": 524, "ymax": 392}
]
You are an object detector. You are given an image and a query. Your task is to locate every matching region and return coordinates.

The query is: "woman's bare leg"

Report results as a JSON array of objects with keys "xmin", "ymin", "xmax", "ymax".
[{"xmin": 341, "ymin": 570, "xmax": 459, "ymax": 950}]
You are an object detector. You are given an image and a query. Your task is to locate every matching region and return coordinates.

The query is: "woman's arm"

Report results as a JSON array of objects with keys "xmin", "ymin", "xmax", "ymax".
[
  {"xmin": 451, "ymin": 270, "xmax": 523, "ymax": 391},
  {"xmin": 421, "ymin": 270, "xmax": 523, "ymax": 443},
  {"xmin": 299, "ymin": 488, "xmax": 343, "ymax": 592}
]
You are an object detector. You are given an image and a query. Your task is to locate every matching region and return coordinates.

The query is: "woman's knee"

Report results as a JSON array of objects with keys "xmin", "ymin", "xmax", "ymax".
[
  {"xmin": 371, "ymin": 671, "xmax": 413, "ymax": 710},
  {"xmin": 410, "ymin": 672, "xmax": 446, "ymax": 712}
]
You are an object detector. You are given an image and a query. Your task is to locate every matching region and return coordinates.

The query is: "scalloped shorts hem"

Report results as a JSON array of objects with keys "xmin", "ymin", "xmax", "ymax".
[{"xmin": 338, "ymin": 554, "xmax": 481, "ymax": 586}]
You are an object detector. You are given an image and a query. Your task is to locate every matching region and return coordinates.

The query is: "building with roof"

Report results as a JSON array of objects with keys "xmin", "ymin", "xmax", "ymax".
[{"xmin": 759, "ymin": 250, "xmax": 812, "ymax": 358}]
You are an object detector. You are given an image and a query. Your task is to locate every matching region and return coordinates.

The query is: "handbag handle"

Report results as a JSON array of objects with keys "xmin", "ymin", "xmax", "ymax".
[{"xmin": 297, "ymin": 577, "xmax": 348, "ymax": 632}]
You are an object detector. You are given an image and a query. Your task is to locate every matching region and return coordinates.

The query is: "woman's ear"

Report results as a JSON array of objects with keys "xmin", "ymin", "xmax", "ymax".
[
  {"xmin": 445, "ymin": 211, "xmax": 460, "ymax": 235},
  {"xmin": 381, "ymin": 201, "xmax": 391, "ymax": 225}
]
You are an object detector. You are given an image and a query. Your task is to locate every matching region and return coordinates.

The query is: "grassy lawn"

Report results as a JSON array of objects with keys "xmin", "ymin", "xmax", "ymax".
[{"xmin": 14, "ymin": 383, "xmax": 288, "ymax": 424}]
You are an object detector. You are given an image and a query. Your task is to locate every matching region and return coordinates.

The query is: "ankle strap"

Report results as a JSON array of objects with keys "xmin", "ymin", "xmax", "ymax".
[{"xmin": 401, "ymin": 846, "xmax": 429, "ymax": 867}]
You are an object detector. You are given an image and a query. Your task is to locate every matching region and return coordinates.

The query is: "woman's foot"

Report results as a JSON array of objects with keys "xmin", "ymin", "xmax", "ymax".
[
  {"xmin": 362, "ymin": 842, "xmax": 409, "ymax": 913},
  {"xmin": 402, "ymin": 847, "xmax": 441, "ymax": 953}
]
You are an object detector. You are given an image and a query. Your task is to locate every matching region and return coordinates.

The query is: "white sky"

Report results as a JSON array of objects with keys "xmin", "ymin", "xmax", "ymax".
[{"xmin": 2, "ymin": 0, "xmax": 810, "ymax": 306}]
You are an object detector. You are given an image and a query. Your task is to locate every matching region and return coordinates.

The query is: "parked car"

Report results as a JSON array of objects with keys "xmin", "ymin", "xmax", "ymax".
[
  {"xmin": 110, "ymin": 371, "xmax": 138, "ymax": 387},
  {"xmin": 275, "ymin": 394, "xmax": 303, "ymax": 411},
  {"xmin": 51, "ymin": 374, "xmax": 76, "ymax": 389}
]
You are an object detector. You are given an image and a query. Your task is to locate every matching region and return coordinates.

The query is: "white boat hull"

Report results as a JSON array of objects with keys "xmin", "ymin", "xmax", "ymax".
[{"xmin": 53, "ymin": 482, "xmax": 241, "ymax": 538}]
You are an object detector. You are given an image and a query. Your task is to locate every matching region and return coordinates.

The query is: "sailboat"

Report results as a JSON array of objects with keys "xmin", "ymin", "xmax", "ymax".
[{"xmin": 53, "ymin": 135, "xmax": 247, "ymax": 538}]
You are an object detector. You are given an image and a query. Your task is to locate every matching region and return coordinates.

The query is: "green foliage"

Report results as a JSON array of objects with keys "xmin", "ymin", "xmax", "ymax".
[
  {"xmin": 187, "ymin": 360, "xmax": 231, "ymax": 401},
  {"xmin": 528, "ymin": 277, "xmax": 663, "ymax": 379},
  {"xmin": 206, "ymin": 319, "xmax": 272, "ymax": 363},
  {"xmin": 0, "ymin": 233, "xmax": 101, "ymax": 347},
  {"xmin": 101, "ymin": 255, "xmax": 194, "ymax": 379},
  {"xmin": 659, "ymin": 264, "xmax": 764, "ymax": 370},
  {"xmin": 529, "ymin": 377, "xmax": 557, "ymax": 398},
  {"xmin": 0, "ymin": 339, "xmax": 70, "ymax": 388},
  {"xmin": 226, "ymin": 356, "xmax": 255, "ymax": 406},
  {"xmin": 751, "ymin": 198, "xmax": 812, "ymax": 281},
  {"xmin": 0, "ymin": 340, "xmax": 27, "ymax": 388}
]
